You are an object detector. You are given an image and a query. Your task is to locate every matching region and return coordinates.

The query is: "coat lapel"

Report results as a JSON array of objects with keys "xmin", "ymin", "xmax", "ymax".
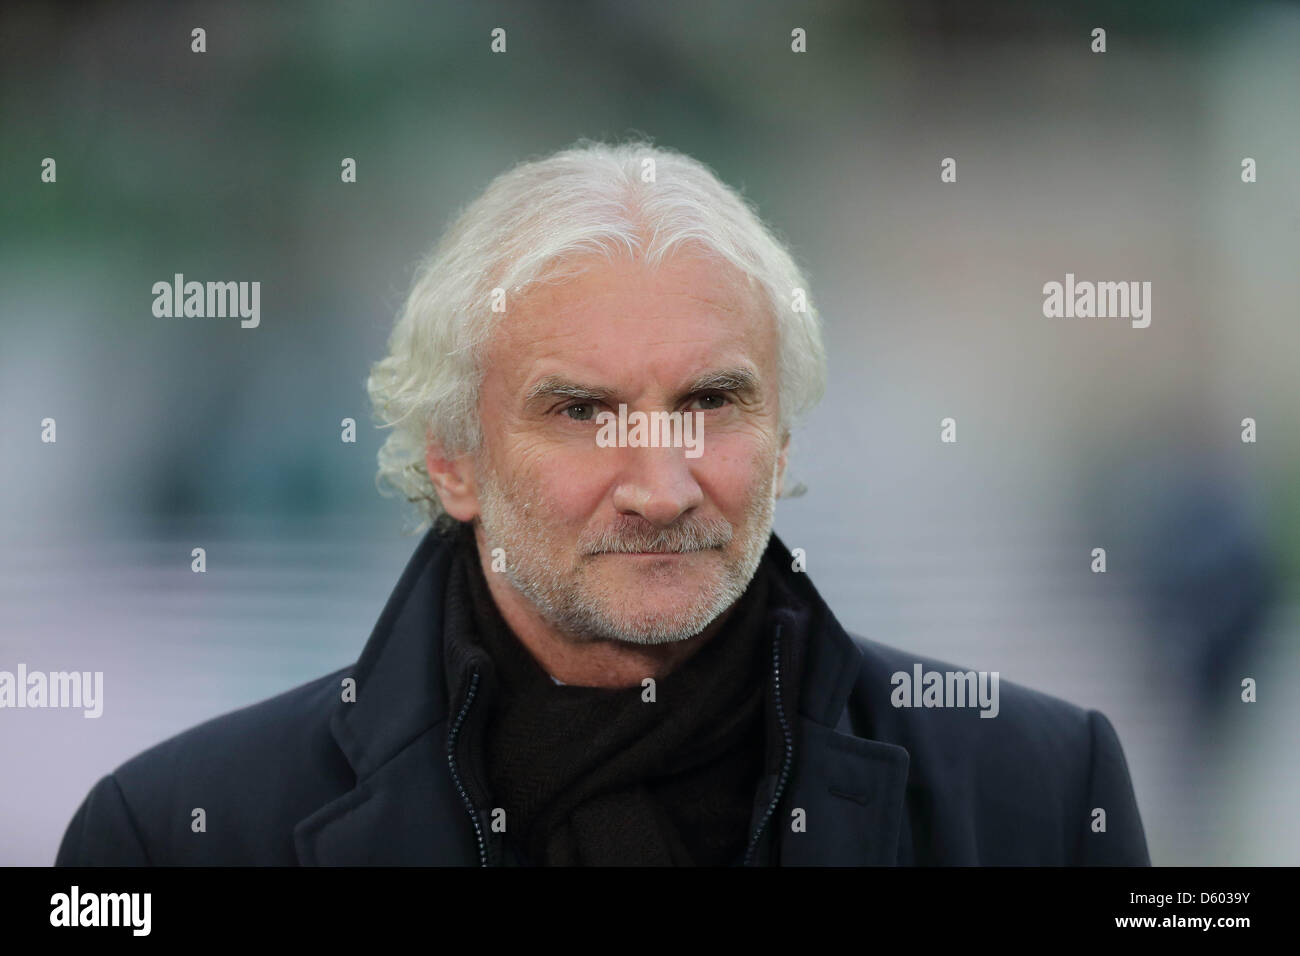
[
  {"xmin": 293, "ymin": 720, "xmax": 479, "ymax": 865},
  {"xmin": 778, "ymin": 717, "xmax": 910, "ymax": 865},
  {"xmin": 293, "ymin": 530, "xmax": 480, "ymax": 865},
  {"xmin": 765, "ymin": 532, "xmax": 911, "ymax": 866}
]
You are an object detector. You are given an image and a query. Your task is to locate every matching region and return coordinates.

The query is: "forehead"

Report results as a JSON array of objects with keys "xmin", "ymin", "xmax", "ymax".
[{"xmin": 486, "ymin": 251, "xmax": 777, "ymax": 388}]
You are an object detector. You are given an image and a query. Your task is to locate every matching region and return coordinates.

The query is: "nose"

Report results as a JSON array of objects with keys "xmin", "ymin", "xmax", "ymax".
[{"xmin": 609, "ymin": 442, "xmax": 705, "ymax": 527}]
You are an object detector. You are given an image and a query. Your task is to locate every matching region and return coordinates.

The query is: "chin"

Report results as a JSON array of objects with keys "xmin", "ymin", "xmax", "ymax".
[
  {"xmin": 595, "ymin": 596, "xmax": 726, "ymax": 645},
  {"xmin": 600, "ymin": 621, "xmax": 709, "ymax": 647}
]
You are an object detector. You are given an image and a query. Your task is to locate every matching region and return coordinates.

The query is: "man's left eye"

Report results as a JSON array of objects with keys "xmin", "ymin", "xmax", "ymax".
[
  {"xmin": 562, "ymin": 403, "xmax": 597, "ymax": 421},
  {"xmin": 690, "ymin": 393, "xmax": 729, "ymax": 411}
]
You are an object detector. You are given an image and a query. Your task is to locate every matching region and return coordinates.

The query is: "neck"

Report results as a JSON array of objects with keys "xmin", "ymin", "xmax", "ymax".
[{"xmin": 471, "ymin": 529, "xmax": 739, "ymax": 689}]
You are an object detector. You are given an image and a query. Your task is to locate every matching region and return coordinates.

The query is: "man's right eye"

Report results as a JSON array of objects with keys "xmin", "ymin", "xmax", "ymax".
[{"xmin": 561, "ymin": 402, "xmax": 596, "ymax": 422}]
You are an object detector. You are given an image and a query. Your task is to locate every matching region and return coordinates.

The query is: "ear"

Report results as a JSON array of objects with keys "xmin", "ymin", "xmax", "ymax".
[
  {"xmin": 774, "ymin": 429, "xmax": 791, "ymax": 498},
  {"xmin": 424, "ymin": 432, "xmax": 481, "ymax": 522}
]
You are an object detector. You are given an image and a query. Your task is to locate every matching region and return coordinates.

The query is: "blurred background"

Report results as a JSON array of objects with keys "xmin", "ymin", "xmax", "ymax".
[{"xmin": 1, "ymin": 0, "xmax": 1297, "ymax": 865}]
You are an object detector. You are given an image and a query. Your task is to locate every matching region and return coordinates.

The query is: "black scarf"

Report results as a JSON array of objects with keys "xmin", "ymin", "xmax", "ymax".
[{"xmin": 442, "ymin": 522, "xmax": 803, "ymax": 866}]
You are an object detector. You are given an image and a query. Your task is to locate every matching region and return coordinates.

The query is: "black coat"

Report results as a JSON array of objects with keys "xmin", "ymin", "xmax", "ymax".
[{"xmin": 55, "ymin": 529, "xmax": 1151, "ymax": 866}]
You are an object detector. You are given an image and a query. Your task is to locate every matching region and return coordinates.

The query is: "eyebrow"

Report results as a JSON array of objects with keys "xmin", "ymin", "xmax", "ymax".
[{"xmin": 524, "ymin": 366, "xmax": 761, "ymax": 408}]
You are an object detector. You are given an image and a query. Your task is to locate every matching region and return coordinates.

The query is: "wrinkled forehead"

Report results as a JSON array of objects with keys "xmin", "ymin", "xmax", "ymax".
[{"xmin": 483, "ymin": 251, "xmax": 777, "ymax": 388}]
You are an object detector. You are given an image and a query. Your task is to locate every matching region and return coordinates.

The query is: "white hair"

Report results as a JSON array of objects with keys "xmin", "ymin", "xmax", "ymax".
[{"xmin": 366, "ymin": 137, "xmax": 826, "ymax": 534}]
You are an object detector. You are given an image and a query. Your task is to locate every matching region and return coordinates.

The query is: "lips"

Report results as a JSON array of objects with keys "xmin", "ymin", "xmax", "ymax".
[{"xmin": 591, "ymin": 549, "xmax": 693, "ymax": 558}]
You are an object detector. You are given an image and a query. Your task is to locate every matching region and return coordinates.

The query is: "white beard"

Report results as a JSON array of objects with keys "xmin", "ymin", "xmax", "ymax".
[{"xmin": 473, "ymin": 455, "xmax": 779, "ymax": 646}]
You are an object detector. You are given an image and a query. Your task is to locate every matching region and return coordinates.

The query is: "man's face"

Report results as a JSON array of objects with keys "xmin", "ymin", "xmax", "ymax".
[{"xmin": 454, "ymin": 250, "xmax": 787, "ymax": 646}]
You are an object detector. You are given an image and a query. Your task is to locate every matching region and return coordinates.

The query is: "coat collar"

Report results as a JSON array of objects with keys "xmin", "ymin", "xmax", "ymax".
[
  {"xmin": 759, "ymin": 532, "xmax": 910, "ymax": 866},
  {"xmin": 294, "ymin": 527, "xmax": 909, "ymax": 865}
]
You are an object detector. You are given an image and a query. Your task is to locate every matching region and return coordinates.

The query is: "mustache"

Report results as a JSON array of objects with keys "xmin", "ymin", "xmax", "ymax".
[{"xmin": 582, "ymin": 517, "xmax": 733, "ymax": 554}]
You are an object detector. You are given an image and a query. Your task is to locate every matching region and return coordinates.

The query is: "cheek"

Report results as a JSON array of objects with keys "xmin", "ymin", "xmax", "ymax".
[
  {"xmin": 520, "ymin": 443, "xmax": 612, "ymax": 522},
  {"xmin": 694, "ymin": 431, "xmax": 777, "ymax": 515}
]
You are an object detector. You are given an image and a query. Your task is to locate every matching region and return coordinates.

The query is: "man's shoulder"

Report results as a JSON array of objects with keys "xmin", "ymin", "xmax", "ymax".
[
  {"xmin": 842, "ymin": 630, "xmax": 1100, "ymax": 771},
  {"xmin": 58, "ymin": 665, "xmax": 356, "ymax": 865},
  {"xmin": 117, "ymin": 665, "xmax": 353, "ymax": 782},
  {"xmin": 846, "ymin": 632, "xmax": 1093, "ymax": 727},
  {"xmin": 840, "ymin": 632, "xmax": 1149, "ymax": 864}
]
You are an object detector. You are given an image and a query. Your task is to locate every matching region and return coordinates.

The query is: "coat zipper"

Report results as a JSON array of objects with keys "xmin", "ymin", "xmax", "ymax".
[
  {"xmin": 743, "ymin": 622, "xmax": 794, "ymax": 866},
  {"xmin": 446, "ymin": 668, "xmax": 488, "ymax": 867}
]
